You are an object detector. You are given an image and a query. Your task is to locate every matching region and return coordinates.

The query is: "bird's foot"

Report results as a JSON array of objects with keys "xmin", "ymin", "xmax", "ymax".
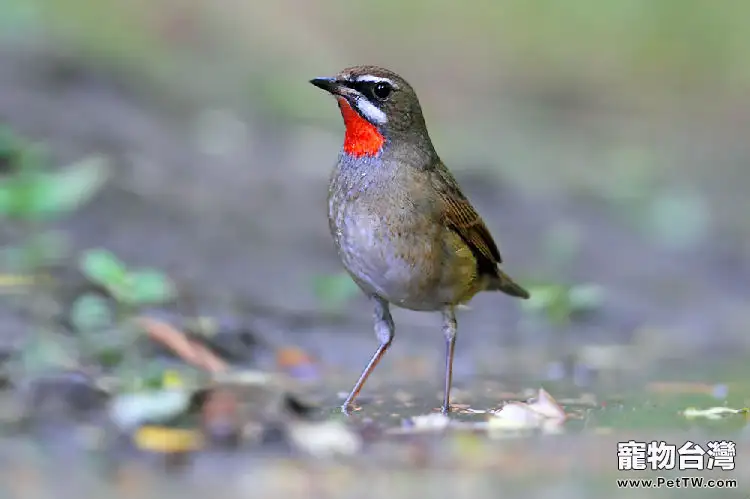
[{"xmin": 440, "ymin": 404, "xmax": 452, "ymax": 415}]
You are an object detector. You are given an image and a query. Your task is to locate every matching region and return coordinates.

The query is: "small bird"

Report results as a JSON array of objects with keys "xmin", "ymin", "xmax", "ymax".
[{"xmin": 310, "ymin": 66, "xmax": 530, "ymax": 415}]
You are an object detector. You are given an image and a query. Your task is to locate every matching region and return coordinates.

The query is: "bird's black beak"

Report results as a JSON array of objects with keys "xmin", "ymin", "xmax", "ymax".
[{"xmin": 310, "ymin": 77, "xmax": 343, "ymax": 96}]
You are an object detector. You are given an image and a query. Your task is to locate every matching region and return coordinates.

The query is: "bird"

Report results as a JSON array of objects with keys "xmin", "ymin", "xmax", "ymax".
[{"xmin": 310, "ymin": 66, "xmax": 530, "ymax": 415}]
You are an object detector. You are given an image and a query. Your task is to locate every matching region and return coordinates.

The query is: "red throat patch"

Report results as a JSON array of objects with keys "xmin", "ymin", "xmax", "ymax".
[{"xmin": 336, "ymin": 97, "xmax": 385, "ymax": 157}]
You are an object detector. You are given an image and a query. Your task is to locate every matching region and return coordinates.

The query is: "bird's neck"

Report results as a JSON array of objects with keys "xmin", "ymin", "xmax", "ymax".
[{"xmin": 337, "ymin": 98, "xmax": 385, "ymax": 158}]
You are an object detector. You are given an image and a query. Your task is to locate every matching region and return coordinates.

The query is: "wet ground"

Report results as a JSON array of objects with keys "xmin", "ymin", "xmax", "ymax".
[
  {"xmin": 1, "ymin": 357, "xmax": 749, "ymax": 499},
  {"xmin": 0, "ymin": 46, "xmax": 749, "ymax": 497}
]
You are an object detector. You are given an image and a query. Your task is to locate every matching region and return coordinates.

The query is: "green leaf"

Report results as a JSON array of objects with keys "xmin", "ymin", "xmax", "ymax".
[
  {"xmin": 86, "ymin": 326, "xmax": 140, "ymax": 367},
  {"xmin": 125, "ymin": 269, "xmax": 177, "ymax": 305},
  {"xmin": 17, "ymin": 332, "xmax": 80, "ymax": 376},
  {"xmin": 26, "ymin": 155, "xmax": 110, "ymax": 219},
  {"xmin": 0, "ymin": 175, "xmax": 34, "ymax": 217},
  {"xmin": 79, "ymin": 248, "xmax": 128, "ymax": 287},
  {"xmin": 108, "ymin": 280, "xmax": 136, "ymax": 304},
  {"xmin": 547, "ymin": 294, "xmax": 573, "ymax": 326},
  {"xmin": 0, "ymin": 126, "xmax": 26, "ymax": 164},
  {"xmin": 521, "ymin": 283, "xmax": 566, "ymax": 312},
  {"xmin": 70, "ymin": 293, "xmax": 114, "ymax": 332},
  {"xmin": 126, "ymin": 362, "xmax": 205, "ymax": 392},
  {"xmin": 520, "ymin": 283, "xmax": 573, "ymax": 326},
  {"xmin": 0, "ymin": 144, "xmax": 46, "ymax": 218},
  {"xmin": 312, "ymin": 272, "xmax": 359, "ymax": 311},
  {"xmin": 0, "ymin": 181, "xmax": 12, "ymax": 216}
]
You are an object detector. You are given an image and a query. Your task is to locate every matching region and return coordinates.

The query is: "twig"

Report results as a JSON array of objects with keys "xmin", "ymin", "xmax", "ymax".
[{"xmin": 134, "ymin": 316, "xmax": 229, "ymax": 373}]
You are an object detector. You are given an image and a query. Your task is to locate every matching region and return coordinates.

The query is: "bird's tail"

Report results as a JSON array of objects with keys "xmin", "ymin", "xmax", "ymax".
[{"xmin": 488, "ymin": 269, "xmax": 530, "ymax": 299}]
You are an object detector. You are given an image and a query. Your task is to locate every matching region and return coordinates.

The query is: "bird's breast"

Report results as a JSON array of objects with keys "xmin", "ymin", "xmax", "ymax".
[{"xmin": 327, "ymin": 165, "xmax": 480, "ymax": 310}]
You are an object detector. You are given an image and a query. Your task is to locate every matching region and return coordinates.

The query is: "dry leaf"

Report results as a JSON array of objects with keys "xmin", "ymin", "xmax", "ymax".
[
  {"xmin": 0, "ymin": 274, "xmax": 38, "ymax": 289},
  {"xmin": 136, "ymin": 316, "xmax": 229, "ymax": 373},
  {"xmin": 526, "ymin": 387, "xmax": 566, "ymax": 419},
  {"xmin": 133, "ymin": 425, "xmax": 204, "ymax": 453},
  {"xmin": 459, "ymin": 408, "xmax": 488, "ymax": 414},
  {"xmin": 287, "ymin": 420, "xmax": 362, "ymax": 458},
  {"xmin": 409, "ymin": 413, "xmax": 451, "ymax": 431},
  {"xmin": 648, "ymin": 382, "xmax": 716, "ymax": 395},
  {"xmin": 212, "ymin": 370, "xmax": 274, "ymax": 385},
  {"xmin": 109, "ymin": 389, "xmax": 192, "ymax": 430},
  {"xmin": 682, "ymin": 406, "xmax": 747, "ymax": 420},
  {"xmin": 201, "ymin": 388, "xmax": 240, "ymax": 444},
  {"xmin": 276, "ymin": 346, "xmax": 319, "ymax": 380},
  {"xmin": 488, "ymin": 388, "xmax": 566, "ymax": 437},
  {"xmin": 489, "ymin": 403, "xmax": 543, "ymax": 431},
  {"xmin": 385, "ymin": 413, "xmax": 455, "ymax": 435}
]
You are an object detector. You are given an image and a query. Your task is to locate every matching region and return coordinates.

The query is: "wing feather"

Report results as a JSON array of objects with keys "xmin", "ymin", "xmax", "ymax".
[{"xmin": 432, "ymin": 166, "xmax": 503, "ymax": 274}]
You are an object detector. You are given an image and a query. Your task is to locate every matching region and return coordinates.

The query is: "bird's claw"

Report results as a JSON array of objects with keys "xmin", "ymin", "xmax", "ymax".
[{"xmin": 340, "ymin": 403, "xmax": 355, "ymax": 415}]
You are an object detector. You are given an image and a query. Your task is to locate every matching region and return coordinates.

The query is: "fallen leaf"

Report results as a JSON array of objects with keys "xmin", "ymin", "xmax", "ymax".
[
  {"xmin": 201, "ymin": 388, "xmax": 240, "ymax": 445},
  {"xmin": 488, "ymin": 388, "xmax": 566, "ymax": 437},
  {"xmin": 136, "ymin": 316, "xmax": 229, "ymax": 373},
  {"xmin": 526, "ymin": 387, "xmax": 566, "ymax": 419},
  {"xmin": 18, "ymin": 334, "xmax": 80, "ymax": 376},
  {"xmin": 133, "ymin": 425, "xmax": 204, "ymax": 453},
  {"xmin": 276, "ymin": 346, "xmax": 313, "ymax": 368},
  {"xmin": 0, "ymin": 274, "xmax": 37, "ymax": 289},
  {"xmin": 459, "ymin": 408, "xmax": 488, "ymax": 414},
  {"xmin": 682, "ymin": 406, "xmax": 748, "ymax": 420},
  {"xmin": 488, "ymin": 403, "xmax": 542, "ymax": 431},
  {"xmin": 109, "ymin": 389, "xmax": 192, "ymax": 430},
  {"xmin": 276, "ymin": 346, "xmax": 320, "ymax": 381},
  {"xmin": 648, "ymin": 382, "xmax": 716, "ymax": 395},
  {"xmin": 287, "ymin": 420, "xmax": 362, "ymax": 458},
  {"xmin": 409, "ymin": 412, "xmax": 451, "ymax": 431},
  {"xmin": 211, "ymin": 369, "xmax": 275, "ymax": 386}
]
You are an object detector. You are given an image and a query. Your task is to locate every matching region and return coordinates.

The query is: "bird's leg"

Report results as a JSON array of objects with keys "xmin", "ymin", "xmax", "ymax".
[
  {"xmin": 341, "ymin": 296, "xmax": 394, "ymax": 414},
  {"xmin": 441, "ymin": 307, "xmax": 457, "ymax": 414}
]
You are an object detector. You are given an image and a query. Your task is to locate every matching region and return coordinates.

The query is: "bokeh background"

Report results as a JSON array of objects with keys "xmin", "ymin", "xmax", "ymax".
[{"xmin": 1, "ymin": 1, "xmax": 749, "ymax": 497}]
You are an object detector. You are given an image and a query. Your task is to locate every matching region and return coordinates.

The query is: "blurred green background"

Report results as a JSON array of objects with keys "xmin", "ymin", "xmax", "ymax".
[
  {"xmin": 1, "ymin": 0, "xmax": 748, "ymax": 374},
  {"xmin": 1, "ymin": 1, "xmax": 749, "ymax": 497}
]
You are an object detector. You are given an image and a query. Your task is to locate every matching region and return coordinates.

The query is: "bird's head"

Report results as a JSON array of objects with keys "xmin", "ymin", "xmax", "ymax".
[{"xmin": 310, "ymin": 65, "xmax": 432, "ymax": 158}]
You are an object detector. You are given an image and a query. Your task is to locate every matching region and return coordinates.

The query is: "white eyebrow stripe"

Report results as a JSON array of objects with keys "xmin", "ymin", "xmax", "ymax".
[
  {"xmin": 354, "ymin": 75, "xmax": 397, "ymax": 86},
  {"xmin": 354, "ymin": 96, "xmax": 387, "ymax": 124}
]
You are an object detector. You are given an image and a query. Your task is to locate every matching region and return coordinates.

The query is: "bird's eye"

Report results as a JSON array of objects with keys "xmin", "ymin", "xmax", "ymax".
[{"xmin": 372, "ymin": 82, "xmax": 392, "ymax": 101}]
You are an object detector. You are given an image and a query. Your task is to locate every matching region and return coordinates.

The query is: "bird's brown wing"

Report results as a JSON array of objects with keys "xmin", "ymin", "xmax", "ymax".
[{"xmin": 432, "ymin": 165, "xmax": 503, "ymax": 272}]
